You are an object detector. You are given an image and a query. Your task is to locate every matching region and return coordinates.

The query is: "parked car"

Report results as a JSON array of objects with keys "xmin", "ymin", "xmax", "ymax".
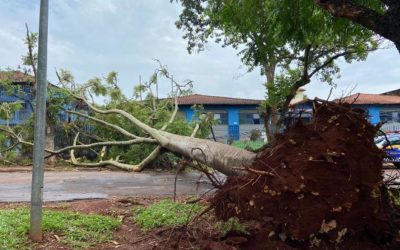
[
  {"xmin": 376, "ymin": 134, "xmax": 400, "ymax": 149},
  {"xmin": 375, "ymin": 133, "xmax": 400, "ymax": 168}
]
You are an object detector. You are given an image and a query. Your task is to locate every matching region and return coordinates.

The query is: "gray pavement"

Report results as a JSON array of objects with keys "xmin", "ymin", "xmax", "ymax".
[
  {"xmin": 1, "ymin": 169, "xmax": 398, "ymax": 202},
  {"xmin": 0, "ymin": 170, "xmax": 216, "ymax": 202}
]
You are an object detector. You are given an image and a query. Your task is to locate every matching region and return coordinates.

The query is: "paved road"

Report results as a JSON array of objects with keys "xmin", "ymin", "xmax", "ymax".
[
  {"xmin": 0, "ymin": 171, "xmax": 216, "ymax": 202},
  {"xmin": 1, "ymin": 169, "xmax": 398, "ymax": 203}
]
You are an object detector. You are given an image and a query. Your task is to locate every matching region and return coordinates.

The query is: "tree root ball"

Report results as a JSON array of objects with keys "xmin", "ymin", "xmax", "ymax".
[{"xmin": 212, "ymin": 101, "xmax": 400, "ymax": 249}]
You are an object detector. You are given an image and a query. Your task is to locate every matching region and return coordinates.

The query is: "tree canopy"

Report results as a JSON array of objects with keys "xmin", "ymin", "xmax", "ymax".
[
  {"xmin": 174, "ymin": 0, "xmax": 377, "ymax": 140},
  {"xmin": 174, "ymin": 0, "xmax": 376, "ymax": 69},
  {"xmin": 314, "ymin": 0, "xmax": 400, "ymax": 52}
]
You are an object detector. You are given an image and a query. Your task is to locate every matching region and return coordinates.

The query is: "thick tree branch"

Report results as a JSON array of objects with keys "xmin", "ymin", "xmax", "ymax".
[
  {"xmin": 0, "ymin": 126, "xmax": 154, "ymax": 157},
  {"xmin": 69, "ymin": 133, "xmax": 142, "ymax": 171},
  {"xmin": 67, "ymin": 110, "xmax": 143, "ymax": 140},
  {"xmin": 314, "ymin": 0, "xmax": 400, "ymax": 52},
  {"xmin": 75, "ymin": 93, "xmax": 169, "ymax": 146}
]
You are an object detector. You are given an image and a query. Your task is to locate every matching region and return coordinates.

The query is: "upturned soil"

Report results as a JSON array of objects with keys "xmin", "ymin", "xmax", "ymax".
[{"xmin": 212, "ymin": 101, "xmax": 400, "ymax": 249}]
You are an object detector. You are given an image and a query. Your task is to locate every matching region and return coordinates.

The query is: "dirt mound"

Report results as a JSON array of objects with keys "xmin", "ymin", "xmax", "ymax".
[{"xmin": 212, "ymin": 101, "xmax": 400, "ymax": 249}]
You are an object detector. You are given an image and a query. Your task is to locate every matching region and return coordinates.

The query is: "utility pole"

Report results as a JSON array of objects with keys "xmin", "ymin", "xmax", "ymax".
[{"xmin": 30, "ymin": 0, "xmax": 49, "ymax": 241}]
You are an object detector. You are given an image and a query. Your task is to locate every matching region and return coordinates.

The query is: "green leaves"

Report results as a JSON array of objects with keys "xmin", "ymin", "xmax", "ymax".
[
  {"xmin": 175, "ymin": 0, "xmax": 377, "ymax": 79},
  {"xmin": 174, "ymin": 0, "xmax": 378, "ymax": 130},
  {"xmin": 0, "ymin": 101, "xmax": 23, "ymax": 120}
]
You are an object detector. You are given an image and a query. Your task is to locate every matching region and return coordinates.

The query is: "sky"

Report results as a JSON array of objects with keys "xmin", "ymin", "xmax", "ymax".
[{"xmin": 0, "ymin": 0, "xmax": 399, "ymax": 101}]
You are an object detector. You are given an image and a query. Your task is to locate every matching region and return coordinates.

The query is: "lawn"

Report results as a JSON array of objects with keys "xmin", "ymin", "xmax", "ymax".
[
  {"xmin": 133, "ymin": 199, "xmax": 203, "ymax": 230},
  {"xmin": 0, "ymin": 208, "xmax": 121, "ymax": 249},
  {"xmin": 232, "ymin": 140, "xmax": 265, "ymax": 151}
]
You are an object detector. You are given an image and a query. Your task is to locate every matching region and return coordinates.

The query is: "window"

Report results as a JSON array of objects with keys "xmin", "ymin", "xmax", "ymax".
[
  {"xmin": 214, "ymin": 112, "xmax": 228, "ymax": 125},
  {"xmin": 239, "ymin": 111, "xmax": 263, "ymax": 124},
  {"xmin": 205, "ymin": 110, "xmax": 228, "ymax": 125},
  {"xmin": 380, "ymin": 111, "xmax": 400, "ymax": 123}
]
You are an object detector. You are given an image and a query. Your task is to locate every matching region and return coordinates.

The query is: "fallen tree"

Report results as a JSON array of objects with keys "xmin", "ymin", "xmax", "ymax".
[
  {"xmin": 0, "ymin": 65, "xmax": 255, "ymax": 175},
  {"xmin": 1, "ymin": 67, "xmax": 399, "ymax": 248}
]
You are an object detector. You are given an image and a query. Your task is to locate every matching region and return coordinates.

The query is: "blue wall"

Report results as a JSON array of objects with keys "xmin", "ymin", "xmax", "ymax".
[
  {"xmin": 179, "ymin": 104, "xmax": 260, "ymax": 141},
  {"xmin": 179, "ymin": 104, "xmax": 259, "ymax": 126},
  {"xmin": 365, "ymin": 106, "xmax": 380, "ymax": 125},
  {"xmin": 292, "ymin": 102, "xmax": 400, "ymax": 125},
  {"xmin": 0, "ymin": 86, "xmax": 81, "ymax": 125}
]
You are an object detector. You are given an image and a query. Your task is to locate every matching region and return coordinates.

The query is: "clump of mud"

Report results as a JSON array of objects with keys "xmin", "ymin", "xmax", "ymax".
[{"xmin": 212, "ymin": 101, "xmax": 400, "ymax": 249}]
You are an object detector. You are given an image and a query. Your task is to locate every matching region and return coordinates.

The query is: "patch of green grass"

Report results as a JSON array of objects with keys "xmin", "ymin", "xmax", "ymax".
[
  {"xmin": 232, "ymin": 140, "xmax": 264, "ymax": 151},
  {"xmin": 215, "ymin": 217, "xmax": 249, "ymax": 236},
  {"xmin": 133, "ymin": 199, "xmax": 204, "ymax": 230},
  {"xmin": 0, "ymin": 208, "xmax": 121, "ymax": 250}
]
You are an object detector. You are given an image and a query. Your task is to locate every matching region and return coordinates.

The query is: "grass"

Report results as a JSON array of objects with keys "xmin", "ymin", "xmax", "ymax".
[
  {"xmin": 232, "ymin": 140, "xmax": 264, "ymax": 151},
  {"xmin": 0, "ymin": 208, "xmax": 121, "ymax": 250},
  {"xmin": 215, "ymin": 217, "xmax": 249, "ymax": 236},
  {"xmin": 133, "ymin": 199, "xmax": 204, "ymax": 230}
]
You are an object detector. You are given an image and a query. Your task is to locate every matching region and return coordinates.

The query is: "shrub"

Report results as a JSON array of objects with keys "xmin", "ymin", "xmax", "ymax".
[{"xmin": 250, "ymin": 129, "xmax": 262, "ymax": 141}]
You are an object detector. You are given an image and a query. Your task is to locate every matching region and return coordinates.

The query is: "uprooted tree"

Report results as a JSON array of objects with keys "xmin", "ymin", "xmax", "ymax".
[
  {"xmin": 0, "ymin": 10, "xmax": 398, "ymax": 250},
  {"xmin": 1, "ymin": 61, "xmax": 399, "ymax": 250},
  {"xmin": 4, "ymin": 69, "xmax": 399, "ymax": 248}
]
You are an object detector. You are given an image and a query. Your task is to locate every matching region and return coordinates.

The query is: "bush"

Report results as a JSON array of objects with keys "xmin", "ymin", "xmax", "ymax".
[{"xmin": 250, "ymin": 129, "xmax": 262, "ymax": 141}]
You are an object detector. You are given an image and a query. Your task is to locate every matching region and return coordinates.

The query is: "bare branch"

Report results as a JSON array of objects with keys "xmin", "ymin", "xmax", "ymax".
[
  {"xmin": 66, "ymin": 110, "xmax": 146, "ymax": 140},
  {"xmin": 25, "ymin": 23, "xmax": 37, "ymax": 80},
  {"xmin": 0, "ymin": 126, "xmax": 155, "ymax": 157},
  {"xmin": 69, "ymin": 133, "xmax": 142, "ymax": 171}
]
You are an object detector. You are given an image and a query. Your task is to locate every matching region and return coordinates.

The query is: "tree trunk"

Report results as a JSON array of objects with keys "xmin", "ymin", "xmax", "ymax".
[
  {"xmin": 263, "ymin": 63, "xmax": 277, "ymax": 143},
  {"xmin": 160, "ymin": 131, "xmax": 256, "ymax": 176}
]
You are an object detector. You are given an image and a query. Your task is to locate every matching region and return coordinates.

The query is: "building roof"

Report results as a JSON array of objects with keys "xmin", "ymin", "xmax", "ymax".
[
  {"xmin": 176, "ymin": 94, "xmax": 262, "ymax": 105},
  {"xmin": 382, "ymin": 89, "xmax": 400, "ymax": 96},
  {"xmin": 0, "ymin": 70, "xmax": 35, "ymax": 84},
  {"xmin": 337, "ymin": 93, "xmax": 400, "ymax": 105}
]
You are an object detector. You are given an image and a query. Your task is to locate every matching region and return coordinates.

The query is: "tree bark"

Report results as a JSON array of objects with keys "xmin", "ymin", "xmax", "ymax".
[
  {"xmin": 160, "ymin": 131, "xmax": 256, "ymax": 176},
  {"xmin": 263, "ymin": 63, "xmax": 277, "ymax": 143}
]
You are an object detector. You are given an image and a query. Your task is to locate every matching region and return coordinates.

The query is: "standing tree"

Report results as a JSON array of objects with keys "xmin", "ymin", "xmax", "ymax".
[{"xmin": 173, "ymin": 0, "xmax": 377, "ymax": 142}]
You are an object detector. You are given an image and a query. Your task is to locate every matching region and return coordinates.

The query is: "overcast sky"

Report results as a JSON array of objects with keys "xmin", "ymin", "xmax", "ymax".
[{"xmin": 0, "ymin": 0, "xmax": 399, "ymax": 101}]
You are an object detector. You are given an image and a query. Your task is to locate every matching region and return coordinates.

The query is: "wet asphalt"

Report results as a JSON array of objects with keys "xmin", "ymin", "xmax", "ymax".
[
  {"xmin": 0, "ymin": 170, "xmax": 217, "ymax": 202},
  {"xmin": 1, "ymin": 169, "xmax": 398, "ymax": 202}
]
